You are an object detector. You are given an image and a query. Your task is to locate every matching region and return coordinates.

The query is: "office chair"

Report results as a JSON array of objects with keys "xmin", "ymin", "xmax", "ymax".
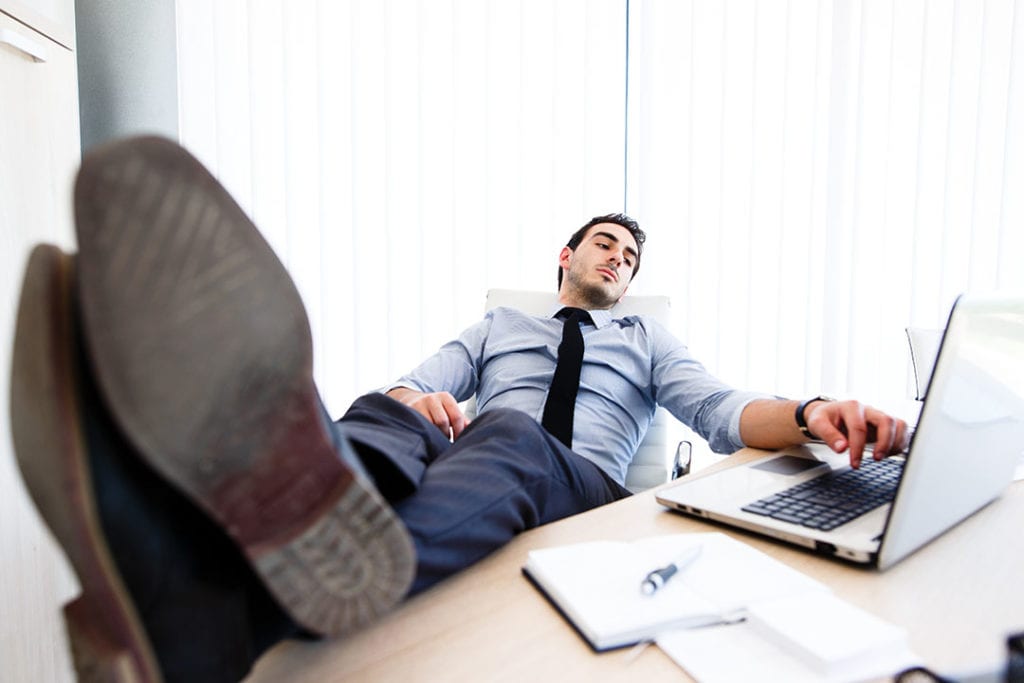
[
  {"xmin": 478, "ymin": 289, "xmax": 690, "ymax": 493},
  {"xmin": 905, "ymin": 327, "xmax": 943, "ymax": 401}
]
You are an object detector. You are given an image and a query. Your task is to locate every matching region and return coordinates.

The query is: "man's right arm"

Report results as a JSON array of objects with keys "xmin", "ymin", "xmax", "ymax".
[
  {"xmin": 386, "ymin": 387, "xmax": 470, "ymax": 439},
  {"xmin": 383, "ymin": 314, "xmax": 495, "ymax": 439}
]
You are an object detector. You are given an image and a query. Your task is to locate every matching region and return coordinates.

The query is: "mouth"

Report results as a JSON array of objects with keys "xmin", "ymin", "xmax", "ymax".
[{"xmin": 597, "ymin": 267, "xmax": 618, "ymax": 282}]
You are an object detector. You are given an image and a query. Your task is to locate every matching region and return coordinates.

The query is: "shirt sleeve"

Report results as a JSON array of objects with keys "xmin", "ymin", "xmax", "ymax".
[
  {"xmin": 646, "ymin": 319, "xmax": 773, "ymax": 453},
  {"xmin": 382, "ymin": 313, "xmax": 494, "ymax": 402}
]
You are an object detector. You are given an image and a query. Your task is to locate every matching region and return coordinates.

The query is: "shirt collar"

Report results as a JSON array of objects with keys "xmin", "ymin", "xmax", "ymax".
[{"xmin": 547, "ymin": 306, "xmax": 614, "ymax": 329}]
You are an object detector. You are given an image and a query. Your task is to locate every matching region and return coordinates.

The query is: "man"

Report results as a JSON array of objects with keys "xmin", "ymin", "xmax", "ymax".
[
  {"xmin": 10, "ymin": 137, "xmax": 907, "ymax": 682},
  {"xmin": 385, "ymin": 214, "xmax": 906, "ymax": 484}
]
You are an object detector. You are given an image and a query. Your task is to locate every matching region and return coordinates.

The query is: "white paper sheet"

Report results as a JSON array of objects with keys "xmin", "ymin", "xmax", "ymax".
[{"xmin": 657, "ymin": 593, "xmax": 921, "ymax": 683}]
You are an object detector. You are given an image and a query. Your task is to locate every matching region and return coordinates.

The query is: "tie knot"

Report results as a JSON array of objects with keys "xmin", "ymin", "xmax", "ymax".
[{"xmin": 556, "ymin": 307, "xmax": 592, "ymax": 325}]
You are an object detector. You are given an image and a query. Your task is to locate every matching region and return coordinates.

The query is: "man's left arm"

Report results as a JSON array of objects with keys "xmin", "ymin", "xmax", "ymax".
[{"xmin": 739, "ymin": 398, "xmax": 910, "ymax": 468}]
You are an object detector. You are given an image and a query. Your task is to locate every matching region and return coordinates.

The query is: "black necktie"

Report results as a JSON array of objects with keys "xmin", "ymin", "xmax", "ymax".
[{"xmin": 541, "ymin": 307, "xmax": 591, "ymax": 449}]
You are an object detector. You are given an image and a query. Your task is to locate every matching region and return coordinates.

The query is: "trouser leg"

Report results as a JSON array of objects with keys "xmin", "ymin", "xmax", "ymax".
[
  {"xmin": 357, "ymin": 405, "xmax": 630, "ymax": 593},
  {"xmin": 334, "ymin": 395, "xmax": 630, "ymax": 594},
  {"xmin": 334, "ymin": 392, "xmax": 452, "ymax": 501}
]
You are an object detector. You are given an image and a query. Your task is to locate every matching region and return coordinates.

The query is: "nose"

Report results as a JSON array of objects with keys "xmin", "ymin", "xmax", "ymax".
[{"xmin": 607, "ymin": 250, "xmax": 622, "ymax": 268}]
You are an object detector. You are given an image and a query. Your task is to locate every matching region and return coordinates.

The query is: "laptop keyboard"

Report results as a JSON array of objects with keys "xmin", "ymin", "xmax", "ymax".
[{"xmin": 741, "ymin": 457, "xmax": 905, "ymax": 531}]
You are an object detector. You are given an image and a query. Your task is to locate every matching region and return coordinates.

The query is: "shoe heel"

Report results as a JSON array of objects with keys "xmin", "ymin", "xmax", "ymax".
[
  {"xmin": 250, "ymin": 462, "xmax": 416, "ymax": 637},
  {"xmin": 187, "ymin": 389, "xmax": 417, "ymax": 637},
  {"xmin": 64, "ymin": 597, "xmax": 153, "ymax": 683}
]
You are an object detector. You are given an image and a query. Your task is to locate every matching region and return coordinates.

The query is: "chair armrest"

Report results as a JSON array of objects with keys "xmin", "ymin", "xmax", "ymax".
[{"xmin": 672, "ymin": 440, "xmax": 692, "ymax": 480}]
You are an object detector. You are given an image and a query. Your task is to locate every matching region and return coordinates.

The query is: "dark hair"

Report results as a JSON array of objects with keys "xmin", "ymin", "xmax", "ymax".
[{"xmin": 557, "ymin": 213, "xmax": 646, "ymax": 288}]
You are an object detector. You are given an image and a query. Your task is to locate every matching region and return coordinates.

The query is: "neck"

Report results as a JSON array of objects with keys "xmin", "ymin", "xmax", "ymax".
[{"xmin": 557, "ymin": 290, "xmax": 615, "ymax": 311}]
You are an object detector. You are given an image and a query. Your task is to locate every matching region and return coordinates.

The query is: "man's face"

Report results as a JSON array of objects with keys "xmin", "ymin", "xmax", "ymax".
[{"xmin": 558, "ymin": 223, "xmax": 639, "ymax": 309}]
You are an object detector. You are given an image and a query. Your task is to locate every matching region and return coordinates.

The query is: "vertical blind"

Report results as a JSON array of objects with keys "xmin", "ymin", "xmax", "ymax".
[
  {"xmin": 628, "ymin": 0, "xmax": 1024, "ymax": 405},
  {"xmin": 176, "ymin": 0, "xmax": 1024, "ymax": 419},
  {"xmin": 177, "ymin": 0, "xmax": 626, "ymax": 414}
]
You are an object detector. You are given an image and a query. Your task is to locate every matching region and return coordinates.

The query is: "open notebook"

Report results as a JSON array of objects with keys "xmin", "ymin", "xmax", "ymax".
[{"xmin": 522, "ymin": 532, "xmax": 829, "ymax": 651}]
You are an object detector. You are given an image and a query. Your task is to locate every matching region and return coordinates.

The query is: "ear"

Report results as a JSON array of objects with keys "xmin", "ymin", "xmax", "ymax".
[{"xmin": 558, "ymin": 246, "xmax": 573, "ymax": 271}]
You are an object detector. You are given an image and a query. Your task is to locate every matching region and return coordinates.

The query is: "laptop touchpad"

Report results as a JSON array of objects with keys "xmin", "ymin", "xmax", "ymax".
[{"xmin": 752, "ymin": 455, "xmax": 826, "ymax": 475}]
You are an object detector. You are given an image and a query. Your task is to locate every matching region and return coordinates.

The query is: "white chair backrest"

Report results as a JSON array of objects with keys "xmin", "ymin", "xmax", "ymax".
[
  {"xmin": 484, "ymin": 289, "xmax": 673, "ymax": 492},
  {"xmin": 905, "ymin": 327, "xmax": 944, "ymax": 401}
]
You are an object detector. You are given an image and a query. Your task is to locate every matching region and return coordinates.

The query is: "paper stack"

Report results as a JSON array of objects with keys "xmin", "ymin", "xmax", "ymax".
[{"xmin": 522, "ymin": 532, "xmax": 919, "ymax": 681}]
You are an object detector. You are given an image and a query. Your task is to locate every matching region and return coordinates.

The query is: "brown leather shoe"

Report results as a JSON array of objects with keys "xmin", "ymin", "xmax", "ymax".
[
  {"xmin": 11, "ymin": 244, "xmax": 164, "ymax": 682},
  {"xmin": 72, "ymin": 136, "xmax": 415, "ymax": 636},
  {"xmin": 13, "ymin": 243, "xmax": 313, "ymax": 682}
]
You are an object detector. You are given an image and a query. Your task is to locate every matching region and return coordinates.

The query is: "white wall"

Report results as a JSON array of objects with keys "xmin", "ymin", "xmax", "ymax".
[
  {"xmin": 627, "ymin": 0, "xmax": 1024, "ymax": 408},
  {"xmin": 1, "ymin": 2, "xmax": 81, "ymax": 680}
]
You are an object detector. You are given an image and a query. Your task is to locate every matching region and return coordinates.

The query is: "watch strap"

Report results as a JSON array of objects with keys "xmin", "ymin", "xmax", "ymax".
[{"xmin": 795, "ymin": 395, "xmax": 834, "ymax": 440}]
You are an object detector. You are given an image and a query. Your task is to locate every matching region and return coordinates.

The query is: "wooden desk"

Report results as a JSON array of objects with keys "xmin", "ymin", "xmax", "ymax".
[{"xmin": 248, "ymin": 450, "xmax": 1024, "ymax": 682}]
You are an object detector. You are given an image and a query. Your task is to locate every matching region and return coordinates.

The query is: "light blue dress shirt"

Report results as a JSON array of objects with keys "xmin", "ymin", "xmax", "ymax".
[{"xmin": 388, "ymin": 307, "xmax": 769, "ymax": 485}]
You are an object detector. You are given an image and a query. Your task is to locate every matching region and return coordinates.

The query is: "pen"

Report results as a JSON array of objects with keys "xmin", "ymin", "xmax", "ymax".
[{"xmin": 640, "ymin": 545, "xmax": 702, "ymax": 595}]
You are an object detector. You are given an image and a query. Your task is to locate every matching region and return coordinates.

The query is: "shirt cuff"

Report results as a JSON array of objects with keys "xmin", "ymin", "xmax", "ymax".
[
  {"xmin": 379, "ymin": 381, "xmax": 424, "ymax": 396},
  {"xmin": 725, "ymin": 392, "xmax": 776, "ymax": 452}
]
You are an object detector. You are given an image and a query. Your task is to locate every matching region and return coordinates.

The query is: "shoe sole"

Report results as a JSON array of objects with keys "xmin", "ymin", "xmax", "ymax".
[
  {"xmin": 11, "ymin": 244, "xmax": 163, "ymax": 683},
  {"xmin": 73, "ymin": 136, "xmax": 415, "ymax": 636}
]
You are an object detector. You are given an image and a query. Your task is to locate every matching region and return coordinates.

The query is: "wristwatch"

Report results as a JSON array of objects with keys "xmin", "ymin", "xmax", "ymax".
[{"xmin": 795, "ymin": 395, "xmax": 834, "ymax": 440}]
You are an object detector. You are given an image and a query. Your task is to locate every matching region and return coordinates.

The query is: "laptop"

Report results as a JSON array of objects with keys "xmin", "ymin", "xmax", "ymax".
[{"xmin": 657, "ymin": 292, "xmax": 1024, "ymax": 569}]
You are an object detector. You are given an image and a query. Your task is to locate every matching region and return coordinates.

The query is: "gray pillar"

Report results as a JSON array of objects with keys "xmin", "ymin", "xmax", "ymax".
[{"xmin": 75, "ymin": 0, "xmax": 179, "ymax": 151}]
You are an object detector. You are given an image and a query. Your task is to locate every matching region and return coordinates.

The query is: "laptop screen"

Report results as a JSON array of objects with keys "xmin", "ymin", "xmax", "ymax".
[{"xmin": 876, "ymin": 293, "xmax": 1024, "ymax": 569}]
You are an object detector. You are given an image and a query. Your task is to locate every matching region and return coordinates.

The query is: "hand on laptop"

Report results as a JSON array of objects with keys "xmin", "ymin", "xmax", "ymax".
[{"xmin": 805, "ymin": 400, "xmax": 910, "ymax": 469}]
